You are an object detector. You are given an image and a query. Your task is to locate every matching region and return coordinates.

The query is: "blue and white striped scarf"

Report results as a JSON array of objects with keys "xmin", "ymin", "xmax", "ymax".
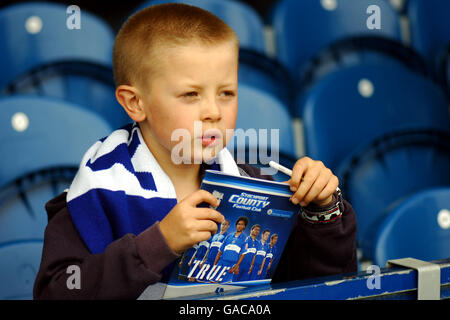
[{"xmin": 67, "ymin": 122, "xmax": 240, "ymax": 254}]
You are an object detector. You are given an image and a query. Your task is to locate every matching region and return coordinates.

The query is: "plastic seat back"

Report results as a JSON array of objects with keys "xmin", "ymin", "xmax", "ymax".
[
  {"xmin": 238, "ymin": 50, "xmax": 294, "ymax": 108},
  {"xmin": 3, "ymin": 62, "xmax": 129, "ymax": 129},
  {"xmin": 271, "ymin": 0, "xmax": 402, "ymax": 78},
  {"xmin": 0, "ymin": 2, "xmax": 114, "ymax": 89},
  {"xmin": 0, "ymin": 167, "xmax": 74, "ymax": 244},
  {"xmin": 374, "ymin": 187, "xmax": 450, "ymax": 266},
  {"xmin": 0, "ymin": 241, "xmax": 44, "ymax": 299},
  {"xmin": 407, "ymin": 0, "xmax": 450, "ymax": 74},
  {"xmin": 299, "ymin": 61, "xmax": 450, "ymax": 170},
  {"xmin": 336, "ymin": 129, "xmax": 450, "ymax": 259},
  {"xmin": 137, "ymin": 0, "xmax": 266, "ymax": 53},
  {"xmin": 0, "ymin": 95, "xmax": 113, "ymax": 188},
  {"xmin": 228, "ymin": 84, "xmax": 296, "ymax": 168}
]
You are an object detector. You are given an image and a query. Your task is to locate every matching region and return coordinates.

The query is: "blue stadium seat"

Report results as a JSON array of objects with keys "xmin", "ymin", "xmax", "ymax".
[
  {"xmin": 373, "ymin": 187, "xmax": 450, "ymax": 266},
  {"xmin": 227, "ymin": 84, "xmax": 296, "ymax": 178},
  {"xmin": 0, "ymin": 95, "xmax": 113, "ymax": 189},
  {"xmin": 407, "ymin": 0, "xmax": 450, "ymax": 77},
  {"xmin": 297, "ymin": 36, "xmax": 428, "ymax": 95},
  {"xmin": 336, "ymin": 129, "xmax": 450, "ymax": 260},
  {"xmin": 433, "ymin": 45, "xmax": 450, "ymax": 99},
  {"xmin": 231, "ymin": 84, "xmax": 295, "ymax": 157},
  {"xmin": 0, "ymin": 2, "xmax": 115, "ymax": 90},
  {"xmin": 446, "ymin": 51, "xmax": 450, "ymax": 97},
  {"xmin": 271, "ymin": 0, "xmax": 402, "ymax": 81},
  {"xmin": 298, "ymin": 60, "xmax": 450, "ymax": 171},
  {"xmin": 0, "ymin": 165, "xmax": 74, "ymax": 300},
  {"xmin": 238, "ymin": 50, "xmax": 294, "ymax": 108},
  {"xmin": 137, "ymin": 0, "xmax": 266, "ymax": 53},
  {"xmin": 0, "ymin": 95, "xmax": 113, "ymax": 299},
  {"xmin": 0, "ymin": 167, "xmax": 75, "ymax": 244},
  {"xmin": 0, "ymin": 241, "xmax": 43, "ymax": 299},
  {"xmin": 2, "ymin": 62, "xmax": 129, "ymax": 129}
]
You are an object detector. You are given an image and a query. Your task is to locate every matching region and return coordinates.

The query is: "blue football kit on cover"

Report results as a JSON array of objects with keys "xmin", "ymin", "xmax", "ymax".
[
  {"xmin": 261, "ymin": 244, "xmax": 277, "ymax": 279},
  {"xmin": 218, "ymin": 232, "xmax": 247, "ymax": 283},
  {"xmin": 204, "ymin": 232, "xmax": 228, "ymax": 266},
  {"xmin": 235, "ymin": 235, "xmax": 259, "ymax": 282},
  {"xmin": 250, "ymin": 240, "xmax": 270, "ymax": 280}
]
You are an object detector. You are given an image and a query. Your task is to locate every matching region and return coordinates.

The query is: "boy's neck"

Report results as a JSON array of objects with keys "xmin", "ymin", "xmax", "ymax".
[
  {"xmin": 162, "ymin": 160, "xmax": 201, "ymax": 185},
  {"xmin": 161, "ymin": 160, "xmax": 202, "ymax": 200}
]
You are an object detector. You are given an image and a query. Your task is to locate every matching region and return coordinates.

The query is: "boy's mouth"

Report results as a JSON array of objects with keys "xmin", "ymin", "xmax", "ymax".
[{"xmin": 201, "ymin": 129, "xmax": 222, "ymax": 147}]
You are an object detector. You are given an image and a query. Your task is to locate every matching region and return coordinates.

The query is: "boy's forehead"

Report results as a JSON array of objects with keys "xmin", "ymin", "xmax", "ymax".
[
  {"xmin": 142, "ymin": 40, "xmax": 238, "ymax": 84},
  {"xmin": 157, "ymin": 40, "xmax": 237, "ymax": 64}
]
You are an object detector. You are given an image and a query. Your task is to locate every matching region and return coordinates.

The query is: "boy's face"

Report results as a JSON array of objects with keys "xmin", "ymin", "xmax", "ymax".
[{"xmin": 138, "ymin": 41, "xmax": 238, "ymax": 164}]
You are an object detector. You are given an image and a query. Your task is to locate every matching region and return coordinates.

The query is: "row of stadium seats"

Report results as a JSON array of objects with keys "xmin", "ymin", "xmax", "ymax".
[
  {"xmin": 0, "ymin": 96, "xmax": 113, "ymax": 299},
  {"xmin": 0, "ymin": 0, "xmax": 449, "ymax": 298},
  {"xmin": 1, "ymin": 0, "xmax": 450, "ymax": 112},
  {"xmin": 0, "ymin": 2, "xmax": 129, "ymax": 129},
  {"xmin": 0, "ymin": 1, "xmax": 116, "ymax": 299},
  {"xmin": 337, "ymin": 128, "xmax": 450, "ymax": 265}
]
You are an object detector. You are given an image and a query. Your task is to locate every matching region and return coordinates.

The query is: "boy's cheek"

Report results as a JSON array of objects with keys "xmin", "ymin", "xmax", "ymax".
[{"xmin": 223, "ymin": 129, "xmax": 235, "ymax": 146}]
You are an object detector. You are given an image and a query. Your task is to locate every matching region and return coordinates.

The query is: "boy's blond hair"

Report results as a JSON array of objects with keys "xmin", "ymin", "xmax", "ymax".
[{"xmin": 113, "ymin": 3, "xmax": 239, "ymax": 88}]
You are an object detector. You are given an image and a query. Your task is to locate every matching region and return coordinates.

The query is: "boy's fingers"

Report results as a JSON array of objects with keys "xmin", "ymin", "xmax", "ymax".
[
  {"xmin": 292, "ymin": 163, "xmax": 321, "ymax": 203},
  {"xmin": 195, "ymin": 208, "xmax": 225, "ymax": 224},
  {"xmin": 187, "ymin": 189, "xmax": 220, "ymax": 207},
  {"xmin": 316, "ymin": 175, "xmax": 339, "ymax": 201},
  {"xmin": 193, "ymin": 231, "xmax": 216, "ymax": 244},
  {"xmin": 289, "ymin": 157, "xmax": 309, "ymax": 191},
  {"xmin": 191, "ymin": 219, "xmax": 219, "ymax": 244},
  {"xmin": 301, "ymin": 170, "xmax": 330, "ymax": 205},
  {"xmin": 196, "ymin": 219, "xmax": 219, "ymax": 233}
]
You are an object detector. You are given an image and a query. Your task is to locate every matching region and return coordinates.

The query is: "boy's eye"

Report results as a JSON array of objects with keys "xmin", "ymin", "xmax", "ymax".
[
  {"xmin": 220, "ymin": 91, "xmax": 235, "ymax": 97},
  {"xmin": 183, "ymin": 91, "xmax": 198, "ymax": 97}
]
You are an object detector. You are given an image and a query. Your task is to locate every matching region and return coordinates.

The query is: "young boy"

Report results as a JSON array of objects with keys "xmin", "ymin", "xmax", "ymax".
[{"xmin": 33, "ymin": 4, "xmax": 357, "ymax": 299}]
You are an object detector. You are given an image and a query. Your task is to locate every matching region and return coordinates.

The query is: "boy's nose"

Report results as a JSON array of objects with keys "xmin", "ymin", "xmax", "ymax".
[{"xmin": 200, "ymin": 98, "xmax": 221, "ymax": 122}]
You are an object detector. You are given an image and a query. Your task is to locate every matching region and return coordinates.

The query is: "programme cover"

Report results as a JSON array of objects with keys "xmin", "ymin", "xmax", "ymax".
[{"xmin": 162, "ymin": 170, "xmax": 300, "ymax": 299}]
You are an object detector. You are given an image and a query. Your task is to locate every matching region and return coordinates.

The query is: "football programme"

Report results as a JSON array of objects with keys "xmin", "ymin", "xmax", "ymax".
[{"xmin": 163, "ymin": 170, "xmax": 300, "ymax": 299}]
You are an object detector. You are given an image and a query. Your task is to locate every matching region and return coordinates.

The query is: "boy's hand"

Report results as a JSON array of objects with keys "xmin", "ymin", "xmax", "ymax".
[
  {"xmin": 159, "ymin": 190, "xmax": 224, "ymax": 254},
  {"xmin": 288, "ymin": 157, "xmax": 339, "ymax": 207}
]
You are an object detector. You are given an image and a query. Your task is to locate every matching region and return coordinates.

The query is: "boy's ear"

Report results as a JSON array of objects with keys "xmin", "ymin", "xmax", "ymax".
[{"xmin": 115, "ymin": 85, "xmax": 146, "ymax": 122}]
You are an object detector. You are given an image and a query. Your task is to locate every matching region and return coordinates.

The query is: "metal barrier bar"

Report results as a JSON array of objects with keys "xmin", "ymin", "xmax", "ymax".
[
  {"xmin": 176, "ymin": 258, "xmax": 450, "ymax": 300},
  {"xmin": 387, "ymin": 258, "xmax": 441, "ymax": 300}
]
